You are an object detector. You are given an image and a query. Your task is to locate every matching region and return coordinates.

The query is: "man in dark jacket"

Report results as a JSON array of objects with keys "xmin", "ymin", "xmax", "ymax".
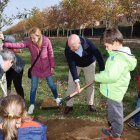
[
  {"xmin": 6, "ymin": 54, "xmax": 25, "ymax": 99},
  {"xmin": 3, "ymin": 35, "xmax": 25, "ymax": 99},
  {"xmin": 0, "ymin": 49, "xmax": 16, "ymax": 97},
  {"xmin": 64, "ymin": 34, "xmax": 105, "ymax": 114}
]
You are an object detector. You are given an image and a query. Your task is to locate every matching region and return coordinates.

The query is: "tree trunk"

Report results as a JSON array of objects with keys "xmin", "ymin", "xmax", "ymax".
[{"xmin": 131, "ymin": 23, "xmax": 134, "ymax": 38}]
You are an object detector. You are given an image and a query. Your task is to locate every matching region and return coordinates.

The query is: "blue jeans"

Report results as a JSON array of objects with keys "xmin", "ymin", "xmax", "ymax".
[
  {"xmin": 30, "ymin": 76, "xmax": 58, "ymax": 104},
  {"xmin": 132, "ymin": 98, "xmax": 140, "ymax": 125}
]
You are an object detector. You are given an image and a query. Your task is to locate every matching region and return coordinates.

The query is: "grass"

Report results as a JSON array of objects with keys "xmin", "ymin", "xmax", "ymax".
[{"xmin": 1, "ymin": 37, "xmax": 140, "ymax": 121}]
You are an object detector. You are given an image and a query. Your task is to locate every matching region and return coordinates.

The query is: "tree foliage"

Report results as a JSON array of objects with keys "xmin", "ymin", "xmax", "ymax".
[{"xmin": 1, "ymin": 0, "xmax": 140, "ymax": 36}]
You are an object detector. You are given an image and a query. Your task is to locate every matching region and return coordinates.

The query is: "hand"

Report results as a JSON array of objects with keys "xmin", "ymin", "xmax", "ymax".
[
  {"xmin": 0, "ymin": 32, "xmax": 4, "ymax": 40},
  {"xmin": 75, "ymin": 82, "xmax": 81, "ymax": 93},
  {"xmin": 51, "ymin": 68, "xmax": 54, "ymax": 74}
]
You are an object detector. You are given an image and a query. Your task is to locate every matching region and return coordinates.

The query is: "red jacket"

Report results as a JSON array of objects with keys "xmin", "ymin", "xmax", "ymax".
[
  {"xmin": 4, "ymin": 36, "xmax": 55, "ymax": 78},
  {"xmin": 138, "ymin": 76, "xmax": 140, "ymax": 89}
]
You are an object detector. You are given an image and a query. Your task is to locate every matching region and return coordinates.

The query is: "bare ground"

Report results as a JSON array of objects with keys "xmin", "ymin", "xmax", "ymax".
[{"xmin": 37, "ymin": 117, "xmax": 140, "ymax": 140}]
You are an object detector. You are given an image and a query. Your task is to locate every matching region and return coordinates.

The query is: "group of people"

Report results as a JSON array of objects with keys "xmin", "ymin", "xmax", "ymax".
[{"xmin": 0, "ymin": 27, "xmax": 138, "ymax": 140}]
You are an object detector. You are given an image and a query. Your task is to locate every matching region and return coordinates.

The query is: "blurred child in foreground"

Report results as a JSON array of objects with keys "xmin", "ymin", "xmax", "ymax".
[
  {"xmin": 95, "ymin": 28, "xmax": 137, "ymax": 140},
  {"xmin": 0, "ymin": 94, "xmax": 47, "ymax": 140}
]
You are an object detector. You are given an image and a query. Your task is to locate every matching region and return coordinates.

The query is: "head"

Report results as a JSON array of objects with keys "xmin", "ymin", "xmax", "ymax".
[
  {"xmin": 67, "ymin": 34, "xmax": 81, "ymax": 52},
  {"xmin": 28, "ymin": 27, "xmax": 42, "ymax": 48},
  {"xmin": 100, "ymin": 28, "xmax": 123, "ymax": 51},
  {"xmin": 0, "ymin": 48, "xmax": 16, "ymax": 72},
  {"xmin": 0, "ymin": 95, "xmax": 27, "ymax": 140}
]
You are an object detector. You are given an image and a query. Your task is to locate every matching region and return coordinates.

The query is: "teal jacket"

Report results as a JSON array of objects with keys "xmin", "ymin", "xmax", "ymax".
[{"xmin": 95, "ymin": 47, "xmax": 137, "ymax": 102}]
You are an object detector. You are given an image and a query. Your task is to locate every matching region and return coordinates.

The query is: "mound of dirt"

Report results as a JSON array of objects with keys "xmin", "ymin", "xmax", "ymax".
[{"xmin": 37, "ymin": 117, "xmax": 140, "ymax": 140}]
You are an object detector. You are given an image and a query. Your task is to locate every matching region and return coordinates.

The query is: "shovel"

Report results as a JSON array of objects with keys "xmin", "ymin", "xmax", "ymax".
[
  {"xmin": 59, "ymin": 81, "xmax": 94, "ymax": 105},
  {"xmin": 124, "ymin": 107, "xmax": 140, "ymax": 122}
]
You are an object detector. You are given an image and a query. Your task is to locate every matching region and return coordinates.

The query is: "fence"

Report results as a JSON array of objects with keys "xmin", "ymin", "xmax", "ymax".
[{"xmin": 15, "ymin": 25, "xmax": 140, "ymax": 40}]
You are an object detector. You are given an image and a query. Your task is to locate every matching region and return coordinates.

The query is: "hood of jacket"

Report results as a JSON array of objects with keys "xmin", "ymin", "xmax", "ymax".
[{"xmin": 109, "ymin": 47, "xmax": 137, "ymax": 71}]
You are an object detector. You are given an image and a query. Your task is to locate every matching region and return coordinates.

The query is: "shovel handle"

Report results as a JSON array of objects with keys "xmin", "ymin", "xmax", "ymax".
[{"xmin": 60, "ymin": 81, "xmax": 94, "ymax": 104}]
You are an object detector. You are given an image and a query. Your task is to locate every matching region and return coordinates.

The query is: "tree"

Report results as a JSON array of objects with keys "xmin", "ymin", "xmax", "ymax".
[
  {"xmin": 121, "ymin": 0, "xmax": 140, "ymax": 37},
  {"xmin": 96, "ymin": 0, "xmax": 125, "ymax": 28},
  {"xmin": 0, "ymin": 0, "xmax": 15, "ymax": 30},
  {"xmin": 25, "ymin": 8, "xmax": 48, "ymax": 30}
]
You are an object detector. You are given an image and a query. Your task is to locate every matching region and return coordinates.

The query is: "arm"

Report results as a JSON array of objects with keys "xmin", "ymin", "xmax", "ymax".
[
  {"xmin": 46, "ymin": 38, "xmax": 55, "ymax": 69},
  {"xmin": 0, "ymin": 32, "xmax": 27, "ymax": 49},
  {"xmin": 87, "ymin": 39, "xmax": 105, "ymax": 71},
  {"xmin": 3, "ymin": 42, "xmax": 27, "ymax": 49},
  {"xmin": 65, "ymin": 46, "xmax": 79, "ymax": 81},
  {"xmin": 65, "ymin": 46, "xmax": 81, "ymax": 92},
  {"xmin": 95, "ymin": 59, "xmax": 127, "ymax": 83}
]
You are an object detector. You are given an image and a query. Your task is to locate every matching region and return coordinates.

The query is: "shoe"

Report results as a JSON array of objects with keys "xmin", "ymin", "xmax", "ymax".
[
  {"xmin": 55, "ymin": 98, "xmax": 62, "ymax": 104},
  {"xmin": 88, "ymin": 105, "xmax": 97, "ymax": 112},
  {"xmin": 102, "ymin": 128, "xmax": 121, "ymax": 137},
  {"xmin": 64, "ymin": 106, "xmax": 73, "ymax": 114},
  {"xmin": 128, "ymin": 120, "xmax": 140, "ymax": 129},
  {"xmin": 102, "ymin": 128, "xmax": 112, "ymax": 136},
  {"xmin": 28, "ymin": 104, "xmax": 34, "ymax": 115},
  {"xmin": 100, "ymin": 136, "xmax": 121, "ymax": 140}
]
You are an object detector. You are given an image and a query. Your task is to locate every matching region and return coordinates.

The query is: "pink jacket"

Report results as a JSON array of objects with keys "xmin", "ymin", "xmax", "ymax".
[{"xmin": 4, "ymin": 36, "xmax": 55, "ymax": 78}]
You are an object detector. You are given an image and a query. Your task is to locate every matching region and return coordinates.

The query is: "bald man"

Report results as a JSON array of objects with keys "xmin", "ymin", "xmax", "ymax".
[{"xmin": 64, "ymin": 34, "xmax": 105, "ymax": 114}]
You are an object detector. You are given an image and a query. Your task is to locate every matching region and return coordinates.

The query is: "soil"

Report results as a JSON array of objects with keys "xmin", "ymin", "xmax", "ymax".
[{"xmin": 37, "ymin": 117, "xmax": 140, "ymax": 140}]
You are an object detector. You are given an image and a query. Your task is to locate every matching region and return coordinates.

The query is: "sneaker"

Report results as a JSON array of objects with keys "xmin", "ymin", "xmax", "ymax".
[
  {"xmin": 102, "ymin": 128, "xmax": 112, "ymax": 136},
  {"xmin": 128, "ymin": 120, "xmax": 140, "ymax": 129},
  {"xmin": 28, "ymin": 104, "xmax": 34, "ymax": 115},
  {"xmin": 102, "ymin": 128, "xmax": 121, "ymax": 138},
  {"xmin": 55, "ymin": 98, "xmax": 62, "ymax": 104}
]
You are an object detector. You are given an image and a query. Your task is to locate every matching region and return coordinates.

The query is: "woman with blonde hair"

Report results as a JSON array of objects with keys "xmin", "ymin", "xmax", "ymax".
[
  {"xmin": 1, "ymin": 27, "xmax": 61, "ymax": 114},
  {"xmin": 0, "ymin": 94, "xmax": 47, "ymax": 140}
]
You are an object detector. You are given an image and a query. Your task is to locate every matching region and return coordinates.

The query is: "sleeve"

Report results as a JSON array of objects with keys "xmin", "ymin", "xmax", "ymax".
[
  {"xmin": 95, "ymin": 58, "xmax": 127, "ymax": 83},
  {"xmin": 87, "ymin": 39, "xmax": 105, "ymax": 71},
  {"xmin": 65, "ymin": 46, "xmax": 79, "ymax": 81},
  {"xmin": 3, "ymin": 42, "xmax": 27, "ymax": 49},
  {"xmin": 47, "ymin": 39, "xmax": 55, "ymax": 68}
]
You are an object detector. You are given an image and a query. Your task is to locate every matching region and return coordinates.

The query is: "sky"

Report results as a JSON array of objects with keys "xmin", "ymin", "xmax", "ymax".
[{"xmin": 3, "ymin": 0, "xmax": 61, "ymax": 30}]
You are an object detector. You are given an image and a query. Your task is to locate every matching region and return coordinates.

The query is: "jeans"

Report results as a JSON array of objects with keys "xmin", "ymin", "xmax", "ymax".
[
  {"xmin": 30, "ymin": 75, "xmax": 58, "ymax": 104},
  {"xmin": 132, "ymin": 98, "xmax": 140, "ymax": 125}
]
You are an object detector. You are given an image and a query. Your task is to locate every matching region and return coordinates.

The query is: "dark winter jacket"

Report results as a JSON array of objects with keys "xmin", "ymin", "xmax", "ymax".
[
  {"xmin": 65, "ymin": 36, "xmax": 105, "ymax": 81},
  {"xmin": 0, "ymin": 65, "xmax": 4, "ymax": 80},
  {"xmin": 0, "ymin": 55, "xmax": 5, "ymax": 80},
  {"xmin": 12, "ymin": 54, "xmax": 25, "ymax": 73}
]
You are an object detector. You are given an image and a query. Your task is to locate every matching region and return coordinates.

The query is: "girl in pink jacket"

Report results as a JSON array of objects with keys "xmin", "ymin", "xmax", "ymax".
[{"xmin": 3, "ymin": 27, "xmax": 61, "ymax": 114}]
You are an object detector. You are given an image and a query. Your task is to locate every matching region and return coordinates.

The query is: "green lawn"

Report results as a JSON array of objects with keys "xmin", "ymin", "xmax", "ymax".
[{"xmin": 2, "ymin": 37, "xmax": 140, "ymax": 120}]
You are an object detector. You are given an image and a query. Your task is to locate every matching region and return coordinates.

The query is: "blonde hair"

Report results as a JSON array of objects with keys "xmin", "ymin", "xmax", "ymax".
[
  {"xmin": 28, "ymin": 27, "xmax": 43, "ymax": 48},
  {"xmin": 0, "ymin": 95, "xmax": 29, "ymax": 140}
]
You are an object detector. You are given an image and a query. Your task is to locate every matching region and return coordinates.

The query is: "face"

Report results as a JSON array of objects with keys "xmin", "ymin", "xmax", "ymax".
[
  {"xmin": 3, "ymin": 60, "xmax": 14, "ymax": 72},
  {"xmin": 69, "ymin": 42, "xmax": 80, "ymax": 52},
  {"xmin": 68, "ymin": 38, "xmax": 81, "ymax": 52},
  {"xmin": 30, "ymin": 34, "xmax": 39, "ymax": 44},
  {"xmin": 104, "ymin": 41, "xmax": 118, "ymax": 51}
]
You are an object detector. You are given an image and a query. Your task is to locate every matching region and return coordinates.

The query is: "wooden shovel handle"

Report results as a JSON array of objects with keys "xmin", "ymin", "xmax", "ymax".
[
  {"xmin": 60, "ymin": 81, "xmax": 94, "ymax": 104},
  {"xmin": 69, "ymin": 81, "xmax": 94, "ymax": 98}
]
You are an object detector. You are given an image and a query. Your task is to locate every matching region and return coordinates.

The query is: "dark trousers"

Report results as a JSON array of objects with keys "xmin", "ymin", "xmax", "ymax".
[{"xmin": 6, "ymin": 68, "xmax": 24, "ymax": 99}]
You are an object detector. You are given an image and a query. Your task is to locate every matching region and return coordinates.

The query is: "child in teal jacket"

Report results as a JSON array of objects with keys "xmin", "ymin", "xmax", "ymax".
[{"xmin": 95, "ymin": 28, "xmax": 137, "ymax": 140}]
